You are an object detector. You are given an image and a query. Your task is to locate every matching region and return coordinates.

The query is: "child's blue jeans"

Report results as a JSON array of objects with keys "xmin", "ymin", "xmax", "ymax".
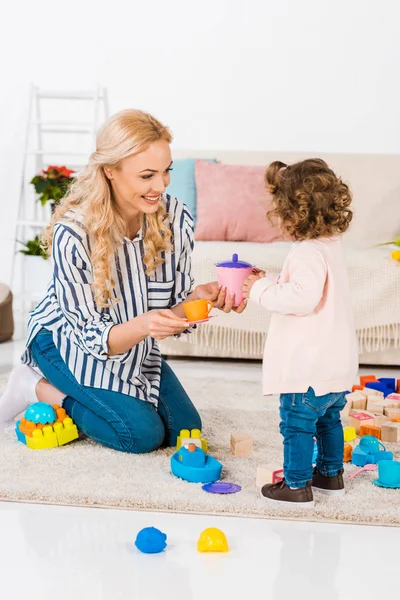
[{"xmin": 279, "ymin": 388, "xmax": 346, "ymax": 488}]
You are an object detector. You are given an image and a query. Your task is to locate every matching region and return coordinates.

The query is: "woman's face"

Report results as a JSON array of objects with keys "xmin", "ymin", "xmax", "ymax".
[{"xmin": 105, "ymin": 140, "xmax": 173, "ymax": 217}]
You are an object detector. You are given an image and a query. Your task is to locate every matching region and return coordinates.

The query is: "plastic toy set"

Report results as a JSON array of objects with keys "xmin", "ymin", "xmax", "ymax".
[
  {"xmin": 134, "ymin": 526, "xmax": 229, "ymax": 554},
  {"xmin": 15, "ymin": 402, "xmax": 78, "ymax": 450}
]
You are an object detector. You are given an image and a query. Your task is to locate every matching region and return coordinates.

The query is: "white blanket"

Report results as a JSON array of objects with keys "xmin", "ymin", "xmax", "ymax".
[{"xmin": 183, "ymin": 241, "xmax": 400, "ymax": 356}]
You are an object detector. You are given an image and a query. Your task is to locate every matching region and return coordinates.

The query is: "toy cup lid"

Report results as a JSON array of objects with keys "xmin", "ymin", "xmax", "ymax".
[{"xmin": 215, "ymin": 253, "xmax": 253, "ymax": 269}]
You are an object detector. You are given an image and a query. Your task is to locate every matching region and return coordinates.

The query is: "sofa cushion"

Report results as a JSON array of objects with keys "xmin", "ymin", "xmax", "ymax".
[
  {"xmin": 194, "ymin": 160, "xmax": 282, "ymax": 243},
  {"xmin": 167, "ymin": 158, "xmax": 216, "ymax": 225}
]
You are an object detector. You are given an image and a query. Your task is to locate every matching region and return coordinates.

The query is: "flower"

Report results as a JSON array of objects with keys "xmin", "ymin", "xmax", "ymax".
[{"xmin": 31, "ymin": 165, "xmax": 75, "ymax": 206}]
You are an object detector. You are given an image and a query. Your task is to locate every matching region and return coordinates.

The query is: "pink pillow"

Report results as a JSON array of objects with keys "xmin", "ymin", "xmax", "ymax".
[{"xmin": 194, "ymin": 160, "xmax": 281, "ymax": 242}]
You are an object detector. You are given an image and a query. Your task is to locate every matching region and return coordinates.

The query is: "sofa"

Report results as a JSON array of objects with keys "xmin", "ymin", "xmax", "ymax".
[{"xmin": 160, "ymin": 150, "xmax": 400, "ymax": 366}]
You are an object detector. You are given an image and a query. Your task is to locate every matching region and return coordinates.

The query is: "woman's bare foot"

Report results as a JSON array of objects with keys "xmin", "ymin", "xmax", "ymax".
[{"xmin": 36, "ymin": 378, "xmax": 66, "ymax": 406}]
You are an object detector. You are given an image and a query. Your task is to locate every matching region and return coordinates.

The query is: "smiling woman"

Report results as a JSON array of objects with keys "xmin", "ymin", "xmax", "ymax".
[{"xmin": 0, "ymin": 109, "xmax": 245, "ymax": 453}]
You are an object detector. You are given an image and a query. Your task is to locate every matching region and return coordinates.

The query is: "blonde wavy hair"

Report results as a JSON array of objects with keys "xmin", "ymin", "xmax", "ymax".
[{"xmin": 42, "ymin": 109, "xmax": 173, "ymax": 307}]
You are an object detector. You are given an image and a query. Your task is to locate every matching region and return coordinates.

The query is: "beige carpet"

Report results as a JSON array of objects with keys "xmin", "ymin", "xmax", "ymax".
[{"xmin": 0, "ymin": 373, "xmax": 399, "ymax": 526}]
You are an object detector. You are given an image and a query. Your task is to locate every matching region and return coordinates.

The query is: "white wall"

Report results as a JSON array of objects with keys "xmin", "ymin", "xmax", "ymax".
[{"xmin": 0, "ymin": 0, "xmax": 399, "ymax": 284}]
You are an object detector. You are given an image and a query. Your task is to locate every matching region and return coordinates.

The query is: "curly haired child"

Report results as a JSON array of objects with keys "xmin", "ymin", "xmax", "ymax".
[{"xmin": 242, "ymin": 158, "xmax": 358, "ymax": 507}]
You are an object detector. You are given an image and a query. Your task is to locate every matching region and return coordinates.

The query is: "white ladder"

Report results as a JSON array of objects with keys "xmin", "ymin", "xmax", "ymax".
[{"xmin": 12, "ymin": 84, "xmax": 109, "ymax": 313}]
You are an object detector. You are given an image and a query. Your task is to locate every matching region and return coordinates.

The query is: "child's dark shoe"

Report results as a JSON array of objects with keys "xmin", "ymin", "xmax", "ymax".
[
  {"xmin": 312, "ymin": 468, "xmax": 345, "ymax": 497},
  {"xmin": 260, "ymin": 480, "xmax": 314, "ymax": 507}
]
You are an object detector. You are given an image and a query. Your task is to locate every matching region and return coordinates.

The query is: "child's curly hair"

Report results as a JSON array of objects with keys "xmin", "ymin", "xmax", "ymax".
[{"xmin": 265, "ymin": 158, "xmax": 353, "ymax": 240}]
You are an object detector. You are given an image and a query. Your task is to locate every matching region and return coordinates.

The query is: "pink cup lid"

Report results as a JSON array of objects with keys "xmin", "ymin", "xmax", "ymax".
[{"xmin": 216, "ymin": 253, "xmax": 253, "ymax": 269}]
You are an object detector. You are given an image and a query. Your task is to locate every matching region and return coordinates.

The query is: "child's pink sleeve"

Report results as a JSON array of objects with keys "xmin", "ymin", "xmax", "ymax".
[{"xmin": 249, "ymin": 249, "xmax": 327, "ymax": 315}]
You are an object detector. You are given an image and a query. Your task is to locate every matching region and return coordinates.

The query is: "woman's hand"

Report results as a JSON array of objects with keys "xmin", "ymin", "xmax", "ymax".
[
  {"xmin": 143, "ymin": 309, "xmax": 190, "ymax": 341},
  {"xmin": 195, "ymin": 282, "xmax": 247, "ymax": 314},
  {"xmin": 242, "ymin": 270, "xmax": 266, "ymax": 299}
]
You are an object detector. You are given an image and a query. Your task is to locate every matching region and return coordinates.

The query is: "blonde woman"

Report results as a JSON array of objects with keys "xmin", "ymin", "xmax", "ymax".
[{"xmin": 0, "ymin": 110, "xmax": 245, "ymax": 452}]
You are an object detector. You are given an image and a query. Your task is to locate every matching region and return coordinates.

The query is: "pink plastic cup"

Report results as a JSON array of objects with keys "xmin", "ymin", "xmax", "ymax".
[{"xmin": 215, "ymin": 254, "xmax": 254, "ymax": 307}]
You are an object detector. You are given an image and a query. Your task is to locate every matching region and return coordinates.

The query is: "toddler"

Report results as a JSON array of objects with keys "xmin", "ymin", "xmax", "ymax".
[{"xmin": 242, "ymin": 159, "xmax": 358, "ymax": 507}]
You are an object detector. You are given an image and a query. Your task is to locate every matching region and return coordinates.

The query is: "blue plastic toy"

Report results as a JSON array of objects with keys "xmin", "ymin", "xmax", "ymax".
[
  {"xmin": 352, "ymin": 436, "xmax": 393, "ymax": 467},
  {"xmin": 170, "ymin": 444, "xmax": 222, "ymax": 483},
  {"xmin": 24, "ymin": 402, "xmax": 57, "ymax": 425},
  {"xmin": 135, "ymin": 527, "xmax": 167, "ymax": 554}
]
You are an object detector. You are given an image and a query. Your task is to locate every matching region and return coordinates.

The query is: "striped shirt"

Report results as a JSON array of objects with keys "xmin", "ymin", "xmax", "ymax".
[{"xmin": 22, "ymin": 195, "xmax": 194, "ymax": 406}]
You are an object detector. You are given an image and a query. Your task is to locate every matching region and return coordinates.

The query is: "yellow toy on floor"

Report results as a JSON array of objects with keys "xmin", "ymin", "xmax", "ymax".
[{"xmin": 15, "ymin": 402, "xmax": 78, "ymax": 449}]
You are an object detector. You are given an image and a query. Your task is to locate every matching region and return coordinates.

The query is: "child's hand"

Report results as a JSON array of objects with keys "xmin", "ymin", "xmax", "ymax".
[{"xmin": 242, "ymin": 271, "xmax": 266, "ymax": 298}]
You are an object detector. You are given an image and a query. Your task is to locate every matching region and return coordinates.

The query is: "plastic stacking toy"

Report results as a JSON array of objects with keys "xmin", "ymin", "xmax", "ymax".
[
  {"xmin": 197, "ymin": 528, "xmax": 229, "ymax": 553},
  {"xmin": 25, "ymin": 402, "xmax": 57, "ymax": 425},
  {"xmin": 352, "ymin": 436, "xmax": 393, "ymax": 467},
  {"xmin": 176, "ymin": 428, "xmax": 207, "ymax": 452},
  {"xmin": 15, "ymin": 402, "xmax": 79, "ymax": 449},
  {"xmin": 170, "ymin": 443, "xmax": 222, "ymax": 483},
  {"xmin": 135, "ymin": 527, "xmax": 167, "ymax": 554}
]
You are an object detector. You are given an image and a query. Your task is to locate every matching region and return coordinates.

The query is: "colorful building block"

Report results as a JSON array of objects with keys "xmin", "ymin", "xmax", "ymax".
[
  {"xmin": 373, "ymin": 415, "xmax": 391, "ymax": 428},
  {"xmin": 18, "ymin": 418, "xmax": 37, "ymax": 437},
  {"xmin": 176, "ymin": 429, "xmax": 207, "ymax": 452},
  {"xmin": 256, "ymin": 464, "xmax": 284, "ymax": 488},
  {"xmin": 349, "ymin": 413, "xmax": 375, "ymax": 434},
  {"xmin": 386, "ymin": 393, "xmax": 400, "ymax": 403},
  {"xmin": 359, "ymin": 425, "xmax": 381, "ymax": 440},
  {"xmin": 360, "ymin": 375, "xmax": 378, "ymax": 387},
  {"xmin": 381, "ymin": 423, "xmax": 400, "ymax": 443},
  {"xmin": 343, "ymin": 443, "xmax": 353, "ymax": 462},
  {"xmin": 15, "ymin": 421, "xmax": 27, "ymax": 445},
  {"xmin": 230, "ymin": 433, "xmax": 253, "ymax": 456},
  {"xmin": 343, "ymin": 426, "xmax": 357, "ymax": 442},
  {"xmin": 26, "ymin": 425, "xmax": 58, "ymax": 450},
  {"xmin": 365, "ymin": 382, "xmax": 390, "ymax": 397},
  {"xmin": 345, "ymin": 391, "xmax": 366, "ymax": 410},
  {"xmin": 53, "ymin": 418, "xmax": 79, "ymax": 446},
  {"xmin": 383, "ymin": 407, "xmax": 400, "ymax": 420},
  {"xmin": 397, "ymin": 380, "xmax": 400, "ymax": 394},
  {"xmin": 352, "ymin": 385, "xmax": 363, "ymax": 392},
  {"xmin": 379, "ymin": 378, "xmax": 396, "ymax": 394}
]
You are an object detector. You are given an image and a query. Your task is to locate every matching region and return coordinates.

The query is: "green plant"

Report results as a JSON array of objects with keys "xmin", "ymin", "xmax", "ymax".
[
  {"xmin": 18, "ymin": 235, "xmax": 48, "ymax": 259},
  {"xmin": 30, "ymin": 165, "xmax": 75, "ymax": 207}
]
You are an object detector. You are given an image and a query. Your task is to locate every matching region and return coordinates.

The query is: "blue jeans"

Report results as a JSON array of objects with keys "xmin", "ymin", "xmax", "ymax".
[
  {"xmin": 279, "ymin": 388, "xmax": 346, "ymax": 488},
  {"xmin": 30, "ymin": 329, "xmax": 201, "ymax": 454}
]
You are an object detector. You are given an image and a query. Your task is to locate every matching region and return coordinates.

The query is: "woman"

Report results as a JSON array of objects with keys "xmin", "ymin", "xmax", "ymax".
[{"xmin": 0, "ymin": 109, "xmax": 245, "ymax": 452}]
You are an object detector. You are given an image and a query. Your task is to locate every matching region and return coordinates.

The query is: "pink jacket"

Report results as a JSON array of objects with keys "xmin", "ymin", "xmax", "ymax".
[{"xmin": 250, "ymin": 237, "xmax": 358, "ymax": 396}]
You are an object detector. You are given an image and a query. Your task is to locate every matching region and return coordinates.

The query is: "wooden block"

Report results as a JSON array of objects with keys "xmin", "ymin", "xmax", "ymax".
[
  {"xmin": 349, "ymin": 409, "xmax": 375, "ymax": 418},
  {"xmin": 383, "ymin": 407, "xmax": 400, "ymax": 420},
  {"xmin": 362, "ymin": 387, "xmax": 384, "ymax": 398},
  {"xmin": 343, "ymin": 443, "xmax": 353, "ymax": 462},
  {"xmin": 381, "ymin": 422, "xmax": 400, "ymax": 443},
  {"xmin": 230, "ymin": 433, "xmax": 253, "ymax": 456},
  {"xmin": 387, "ymin": 393, "xmax": 400, "ymax": 403},
  {"xmin": 256, "ymin": 464, "xmax": 284, "ymax": 487},
  {"xmin": 340, "ymin": 401, "xmax": 352, "ymax": 421},
  {"xmin": 373, "ymin": 415, "xmax": 391, "ymax": 428},
  {"xmin": 360, "ymin": 375, "xmax": 378, "ymax": 386},
  {"xmin": 366, "ymin": 398, "xmax": 385, "ymax": 414},
  {"xmin": 345, "ymin": 391, "xmax": 366, "ymax": 410},
  {"xmin": 359, "ymin": 424, "xmax": 381, "ymax": 440},
  {"xmin": 348, "ymin": 413, "xmax": 375, "ymax": 434}
]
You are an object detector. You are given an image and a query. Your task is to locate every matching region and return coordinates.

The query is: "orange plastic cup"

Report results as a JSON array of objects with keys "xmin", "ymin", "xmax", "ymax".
[{"xmin": 183, "ymin": 299, "xmax": 213, "ymax": 322}]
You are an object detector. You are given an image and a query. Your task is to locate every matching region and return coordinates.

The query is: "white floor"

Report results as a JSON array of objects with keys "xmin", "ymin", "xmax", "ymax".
[{"xmin": 1, "ymin": 323, "xmax": 399, "ymax": 600}]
